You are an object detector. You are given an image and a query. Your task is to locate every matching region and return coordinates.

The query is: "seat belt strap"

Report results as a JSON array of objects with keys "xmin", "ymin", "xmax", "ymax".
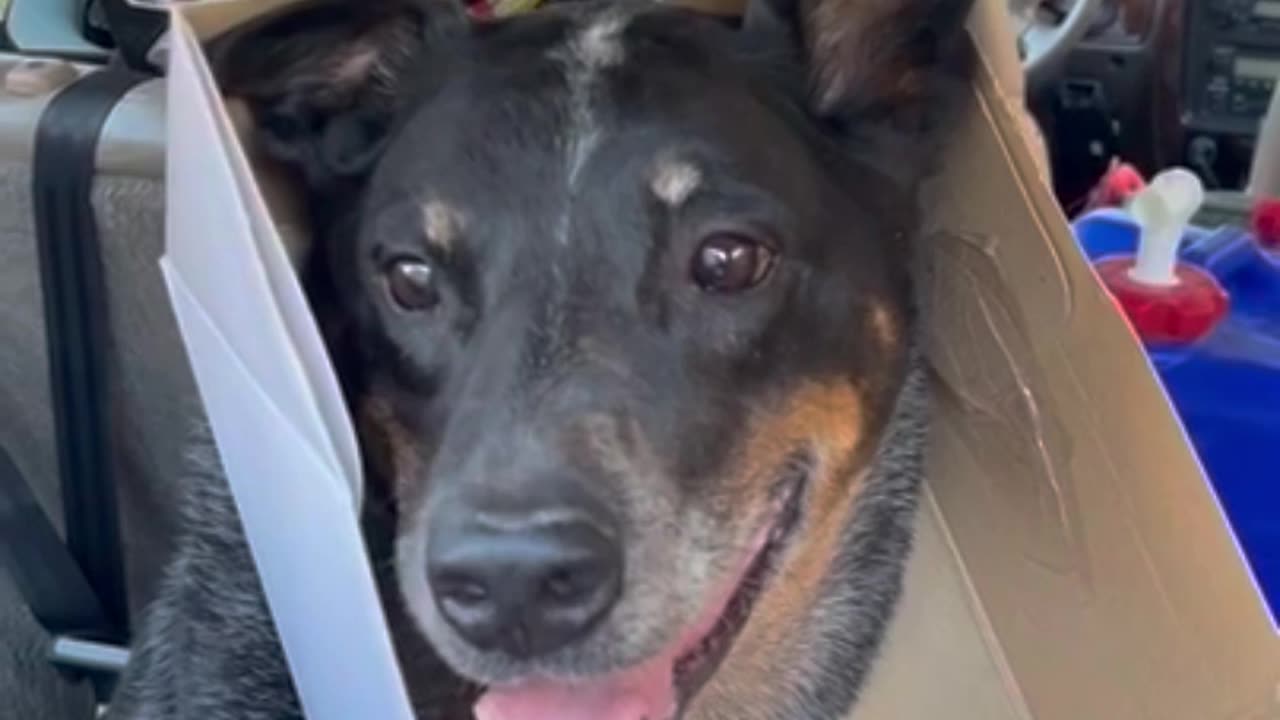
[
  {"xmin": 0, "ymin": 446, "xmax": 109, "ymax": 637},
  {"xmin": 32, "ymin": 67, "xmax": 150, "ymax": 643}
]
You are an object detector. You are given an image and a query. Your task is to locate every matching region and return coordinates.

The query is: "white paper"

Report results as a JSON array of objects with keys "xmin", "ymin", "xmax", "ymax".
[
  {"xmin": 166, "ymin": 9, "xmax": 362, "ymax": 505},
  {"xmin": 163, "ymin": 11, "xmax": 415, "ymax": 720}
]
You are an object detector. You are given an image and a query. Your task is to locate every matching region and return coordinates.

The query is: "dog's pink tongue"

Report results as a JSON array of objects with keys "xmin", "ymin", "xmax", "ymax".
[{"xmin": 475, "ymin": 654, "xmax": 675, "ymax": 720}]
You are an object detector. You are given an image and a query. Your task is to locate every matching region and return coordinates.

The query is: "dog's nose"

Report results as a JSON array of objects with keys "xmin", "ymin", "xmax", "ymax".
[{"xmin": 427, "ymin": 511, "xmax": 622, "ymax": 658}]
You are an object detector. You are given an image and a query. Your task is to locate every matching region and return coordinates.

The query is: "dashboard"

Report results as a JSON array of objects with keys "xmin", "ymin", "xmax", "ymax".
[
  {"xmin": 1035, "ymin": 0, "xmax": 1280, "ymax": 202},
  {"xmin": 1183, "ymin": 0, "xmax": 1280, "ymax": 136},
  {"xmin": 1068, "ymin": 0, "xmax": 1280, "ymax": 139}
]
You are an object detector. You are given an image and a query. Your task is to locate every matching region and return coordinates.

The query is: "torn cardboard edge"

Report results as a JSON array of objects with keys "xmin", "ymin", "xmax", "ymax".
[{"xmin": 163, "ymin": 1, "xmax": 1280, "ymax": 719}]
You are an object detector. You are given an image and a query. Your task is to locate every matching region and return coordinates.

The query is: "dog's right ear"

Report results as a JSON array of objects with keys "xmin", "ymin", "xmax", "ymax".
[
  {"xmin": 741, "ymin": 0, "xmax": 975, "ymax": 120},
  {"xmin": 208, "ymin": 0, "xmax": 465, "ymax": 188}
]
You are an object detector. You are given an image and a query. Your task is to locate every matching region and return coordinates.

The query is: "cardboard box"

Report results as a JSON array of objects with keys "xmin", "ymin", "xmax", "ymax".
[{"xmin": 163, "ymin": 1, "xmax": 1280, "ymax": 718}]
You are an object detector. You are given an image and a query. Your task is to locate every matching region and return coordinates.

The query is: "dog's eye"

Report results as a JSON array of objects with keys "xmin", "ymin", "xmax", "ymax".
[
  {"xmin": 385, "ymin": 257, "xmax": 441, "ymax": 311},
  {"xmin": 691, "ymin": 232, "xmax": 776, "ymax": 293}
]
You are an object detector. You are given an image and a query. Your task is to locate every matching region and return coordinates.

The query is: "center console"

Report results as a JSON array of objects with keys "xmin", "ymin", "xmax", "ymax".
[{"xmin": 1184, "ymin": 0, "xmax": 1280, "ymax": 136}]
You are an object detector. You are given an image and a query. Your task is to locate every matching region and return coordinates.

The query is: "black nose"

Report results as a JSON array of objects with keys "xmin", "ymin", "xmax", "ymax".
[{"xmin": 426, "ymin": 511, "xmax": 622, "ymax": 658}]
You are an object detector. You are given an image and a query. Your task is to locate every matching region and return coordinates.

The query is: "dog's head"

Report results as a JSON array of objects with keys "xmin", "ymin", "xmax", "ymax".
[{"xmin": 214, "ymin": 0, "xmax": 971, "ymax": 717}]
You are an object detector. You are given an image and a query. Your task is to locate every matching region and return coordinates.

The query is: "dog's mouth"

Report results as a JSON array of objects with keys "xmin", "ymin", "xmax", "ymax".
[{"xmin": 472, "ymin": 471, "xmax": 807, "ymax": 720}]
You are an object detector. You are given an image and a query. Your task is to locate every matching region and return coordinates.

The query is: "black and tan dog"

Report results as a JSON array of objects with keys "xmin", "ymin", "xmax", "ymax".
[{"xmin": 107, "ymin": 0, "xmax": 975, "ymax": 717}]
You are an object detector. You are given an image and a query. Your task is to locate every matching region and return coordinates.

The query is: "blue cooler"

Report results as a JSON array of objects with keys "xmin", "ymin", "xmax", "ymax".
[{"xmin": 1073, "ymin": 207, "xmax": 1280, "ymax": 624}]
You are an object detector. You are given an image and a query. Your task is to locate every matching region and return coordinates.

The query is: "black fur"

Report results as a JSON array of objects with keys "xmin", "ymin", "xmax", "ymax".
[
  {"xmin": 108, "ymin": 0, "xmax": 974, "ymax": 717},
  {"xmin": 107, "ymin": 358, "xmax": 929, "ymax": 720},
  {"xmin": 105, "ymin": 430, "xmax": 477, "ymax": 720}
]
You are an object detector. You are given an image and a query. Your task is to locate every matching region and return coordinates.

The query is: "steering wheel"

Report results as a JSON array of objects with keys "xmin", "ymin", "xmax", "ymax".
[{"xmin": 1011, "ymin": 0, "xmax": 1104, "ymax": 88}]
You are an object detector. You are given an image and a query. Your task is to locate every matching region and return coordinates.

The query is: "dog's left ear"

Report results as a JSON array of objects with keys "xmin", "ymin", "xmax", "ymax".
[
  {"xmin": 208, "ymin": 0, "xmax": 466, "ymax": 188},
  {"xmin": 743, "ymin": 0, "xmax": 975, "ymax": 118}
]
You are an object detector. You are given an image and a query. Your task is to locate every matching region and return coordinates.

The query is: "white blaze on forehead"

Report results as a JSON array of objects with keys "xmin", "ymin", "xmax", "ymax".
[
  {"xmin": 573, "ymin": 13, "xmax": 627, "ymax": 69},
  {"xmin": 552, "ymin": 10, "xmax": 633, "ymax": 244},
  {"xmin": 650, "ymin": 158, "xmax": 702, "ymax": 207},
  {"xmin": 422, "ymin": 200, "xmax": 463, "ymax": 252}
]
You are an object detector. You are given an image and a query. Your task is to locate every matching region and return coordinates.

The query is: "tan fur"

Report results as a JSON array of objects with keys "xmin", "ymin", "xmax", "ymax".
[
  {"xmin": 689, "ymin": 380, "xmax": 872, "ymax": 717},
  {"xmin": 868, "ymin": 301, "xmax": 900, "ymax": 353},
  {"xmin": 806, "ymin": 0, "xmax": 926, "ymax": 112},
  {"xmin": 422, "ymin": 200, "xmax": 463, "ymax": 254},
  {"xmin": 359, "ymin": 395, "xmax": 424, "ymax": 505},
  {"xmin": 698, "ymin": 490, "xmax": 872, "ymax": 719},
  {"xmin": 650, "ymin": 158, "xmax": 702, "ymax": 207},
  {"xmin": 579, "ymin": 412, "xmax": 633, "ymax": 479},
  {"xmin": 722, "ymin": 380, "xmax": 864, "ymax": 497}
]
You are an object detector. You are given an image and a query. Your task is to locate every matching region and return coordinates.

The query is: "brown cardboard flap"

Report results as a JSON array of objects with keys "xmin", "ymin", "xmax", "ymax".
[
  {"xmin": 911, "ymin": 45, "xmax": 1280, "ymax": 720},
  {"xmin": 856, "ymin": 492, "xmax": 1032, "ymax": 720}
]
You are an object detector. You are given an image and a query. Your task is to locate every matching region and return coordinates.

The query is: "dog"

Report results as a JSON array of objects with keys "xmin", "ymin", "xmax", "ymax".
[{"xmin": 105, "ymin": 0, "xmax": 975, "ymax": 717}]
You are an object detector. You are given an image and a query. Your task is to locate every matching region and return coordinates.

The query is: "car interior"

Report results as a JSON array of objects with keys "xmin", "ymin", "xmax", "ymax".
[
  {"xmin": 1021, "ymin": 0, "xmax": 1280, "ymax": 218},
  {"xmin": 0, "ymin": 0, "xmax": 1277, "ymax": 716},
  {"xmin": 4, "ymin": 0, "xmax": 1280, "ymax": 212}
]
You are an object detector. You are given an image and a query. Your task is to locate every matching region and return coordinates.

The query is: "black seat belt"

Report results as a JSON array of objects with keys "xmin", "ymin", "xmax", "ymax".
[
  {"xmin": 28, "ymin": 66, "xmax": 153, "ymax": 646},
  {"xmin": 0, "ymin": 448, "xmax": 109, "ymax": 638}
]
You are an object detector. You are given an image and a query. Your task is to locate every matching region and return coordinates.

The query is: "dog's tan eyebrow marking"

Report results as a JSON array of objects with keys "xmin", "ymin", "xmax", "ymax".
[
  {"xmin": 421, "ymin": 200, "xmax": 463, "ymax": 253},
  {"xmin": 650, "ymin": 158, "xmax": 702, "ymax": 207}
]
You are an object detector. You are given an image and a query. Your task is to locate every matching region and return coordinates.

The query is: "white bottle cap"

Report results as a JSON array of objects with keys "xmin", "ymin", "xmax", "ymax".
[{"xmin": 1127, "ymin": 168, "xmax": 1205, "ymax": 287}]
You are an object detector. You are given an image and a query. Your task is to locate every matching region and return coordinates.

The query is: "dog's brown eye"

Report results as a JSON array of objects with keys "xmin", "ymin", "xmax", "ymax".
[
  {"xmin": 385, "ymin": 257, "xmax": 440, "ymax": 311},
  {"xmin": 691, "ymin": 233, "xmax": 776, "ymax": 293}
]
